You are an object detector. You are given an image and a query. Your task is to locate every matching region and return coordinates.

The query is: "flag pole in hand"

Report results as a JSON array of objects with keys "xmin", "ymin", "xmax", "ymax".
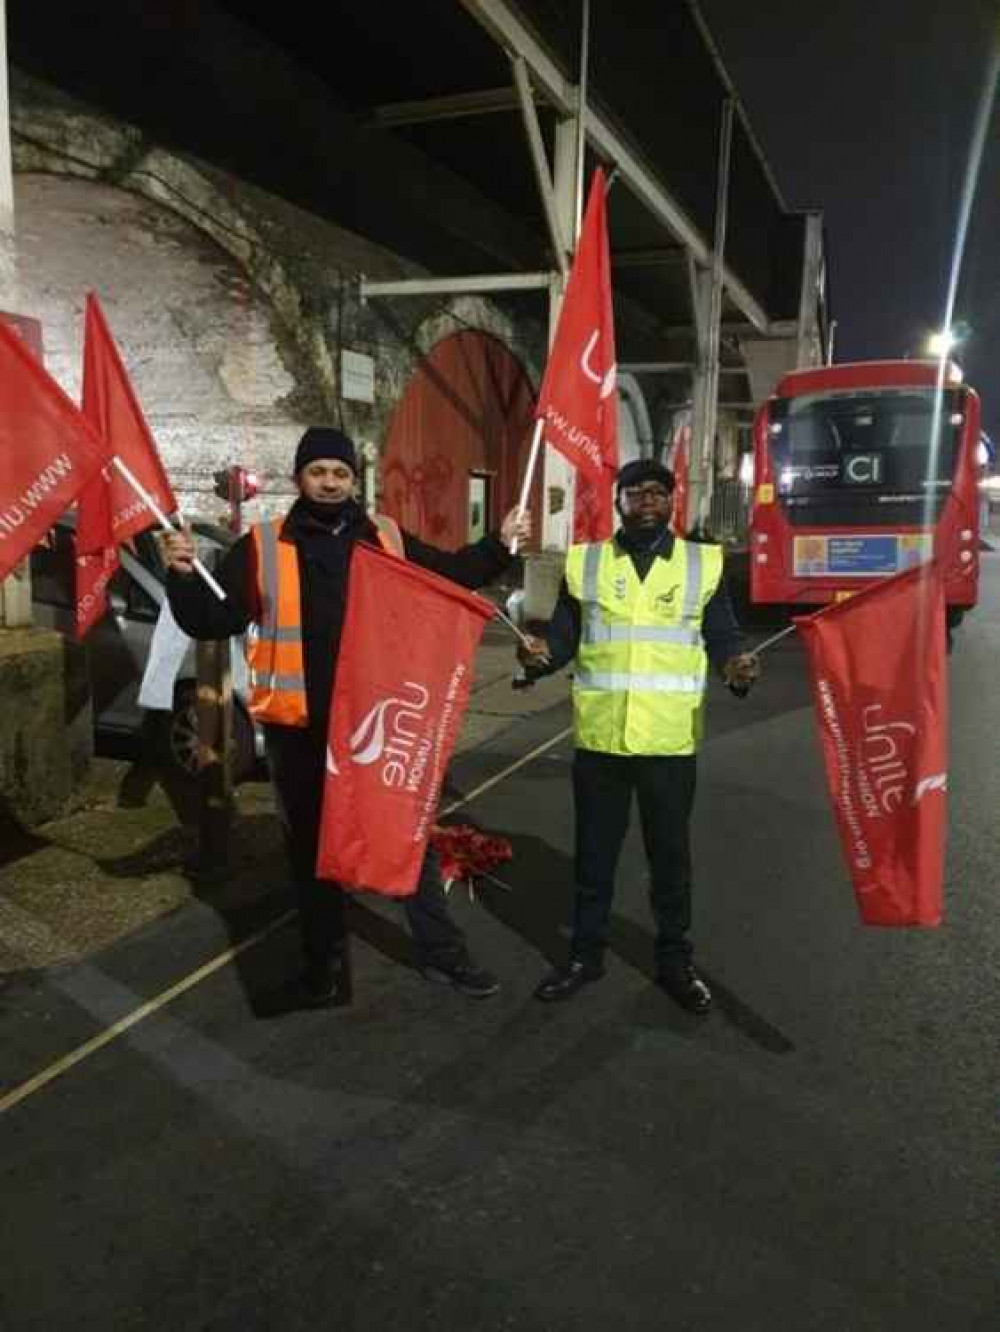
[
  {"xmin": 510, "ymin": 418, "xmax": 545, "ymax": 557},
  {"xmin": 493, "ymin": 603, "xmax": 535, "ymax": 651},
  {"xmin": 751, "ymin": 623, "xmax": 797, "ymax": 655},
  {"xmin": 111, "ymin": 456, "xmax": 226, "ymax": 601}
]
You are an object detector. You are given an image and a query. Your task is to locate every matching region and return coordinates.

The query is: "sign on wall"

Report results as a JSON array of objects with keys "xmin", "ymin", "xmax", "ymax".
[{"xmin": 341, "ymin": 349, "xmax": 375, "ymax": 403}]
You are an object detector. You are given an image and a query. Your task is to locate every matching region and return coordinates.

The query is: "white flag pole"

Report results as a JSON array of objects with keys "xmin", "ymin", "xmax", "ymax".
[
  {"xmin": 751, "ymin": 623, "xmax": 797, "ymax": 655},
  {"xmin": 110, "ymin": 455, "xmax": 227, "ymax": 601},
  {"xmin": 510, "ymin": 417, "xmax": 545, "ymax": 557},
  {"xmin": 493, "ymin": 602, "xmax": 537, "ymax": 652}
]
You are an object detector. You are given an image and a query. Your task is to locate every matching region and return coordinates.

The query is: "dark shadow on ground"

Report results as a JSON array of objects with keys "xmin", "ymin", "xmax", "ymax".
[
  {"xmin": 0, "ymin": 803, "xmax": 49, "ymax": 869},
  {"xmin": 607, "ymin": 912, "xmax": 796, "ymax": 1054},
  {"xmin": 464, "ymin": 825, "xmax": 795, "ymax": 1056}
]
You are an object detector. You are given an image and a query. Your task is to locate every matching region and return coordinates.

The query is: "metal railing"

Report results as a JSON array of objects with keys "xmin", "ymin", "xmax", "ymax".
[{"xmin": 708, "ymin": 479, "xmax": 752, "ymax": 545}]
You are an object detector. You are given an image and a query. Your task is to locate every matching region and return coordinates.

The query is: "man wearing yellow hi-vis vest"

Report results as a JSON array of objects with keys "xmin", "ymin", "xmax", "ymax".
[{"xmin": 518, "ymin": 459, "xmax": 760, "ymax": 1014}]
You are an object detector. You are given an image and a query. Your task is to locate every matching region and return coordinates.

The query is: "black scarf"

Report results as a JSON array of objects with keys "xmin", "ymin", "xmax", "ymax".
[
  {"xmin": 616, "ymin": 520, "xmax": 675, "ymax": 581},
  {"xmin": 284, "ymin": 497, "xmax": 375, "ymax": 729}
]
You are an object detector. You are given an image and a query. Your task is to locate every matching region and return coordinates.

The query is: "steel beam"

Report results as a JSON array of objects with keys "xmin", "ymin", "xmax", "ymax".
[
  {"xmin": 460, "ymin": 0, "xmax": 770, "ymax": 332},
  {"xmin": 511, "ymin": 54, "xmax": 568, "ymax": 273},
  {"xmin": 687, "ymin": 97, "xmax": 735, "ymax": 530},
  {"xmin": 370, "ymin": 87, "xmax": 520, "ymax": 128},
  {"xmin": 662, "ymin": 401, "xmax": 755, "ymax": 412},
  {"xmin": 359, "ymin": 271, "xmax": 553, "ymax": 300},
  {"xmin": 620, "ymin": 362, "xmax": 750, "ymax": 375},
  {"xmin": 796, "ymin": 210, "xmax": 825, "ymax": 368},
  {"xmin": 612, "ymin": 248, "xmax": 688, "ymax": 269},
  {"xmin": 620, "ymin": 362, "xmax": 694, "ymax": 374}
]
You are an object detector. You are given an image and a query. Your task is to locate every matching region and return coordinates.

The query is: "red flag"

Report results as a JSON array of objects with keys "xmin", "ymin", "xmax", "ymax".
[
  {"xmin": 75, "ymin": 292, "xmax": 177, "ymax": 554},
  {"xmin": 667, "ymin": 409, "xmax": 691, "ymax": 535},
  {"xmin": 75, "ymin": 546, "xmax": 120, "ymax": 638},
  {"xmin": 796, "ymin": 564, "xmax": 948, "ymax": 927},
  {"xmin": 0, "ymin": 321, "xmax": 106, "ymax": 582},
  {"xmin": 572, "ymin": 468, "xmax": 616, "ymax": 544},
  {"xmin": 535, "ymin": 167, "xmax": 618, "ymax": 543},
  {"xmin": 318, "ymin": 544, "xmax": 495, "ymax": 896}
]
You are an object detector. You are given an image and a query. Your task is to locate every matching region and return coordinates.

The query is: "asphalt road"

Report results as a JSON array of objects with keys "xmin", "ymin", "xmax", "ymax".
[{"xmin": 2, "ymin": 556, "xmax": 998, "ymax": 1331}]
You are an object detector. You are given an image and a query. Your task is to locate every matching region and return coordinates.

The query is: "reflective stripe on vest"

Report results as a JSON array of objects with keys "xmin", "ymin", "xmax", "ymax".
[
  {"xmin": 566, "ymin": 535, "xmax": 723, "ymax": 756},
  {"xmin": 247, "ymin": 513, "xmax": 404, "ymax": 727},
  {"xmin": 573, "ymin": 669, "xmax": 706, "ymax": 693},
  {"xmin": 579, "ymin": 540, "xmax": 703, "ymax": 647}
]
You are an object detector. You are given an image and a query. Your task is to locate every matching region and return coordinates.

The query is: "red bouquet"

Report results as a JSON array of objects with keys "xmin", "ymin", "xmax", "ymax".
[{"xmin": 429, "ymin": 823, "xmax": 513, "ymax": 898}]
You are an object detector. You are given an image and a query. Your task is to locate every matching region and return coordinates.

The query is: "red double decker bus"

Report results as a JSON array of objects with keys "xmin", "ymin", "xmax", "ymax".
[{"xmin": 749, "ymin": 360, "xmax": 981, "ymax": 625}]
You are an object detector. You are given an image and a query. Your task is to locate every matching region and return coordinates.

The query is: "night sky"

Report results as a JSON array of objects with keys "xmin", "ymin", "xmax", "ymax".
[{"xmin": 702, "ymin": 0, "xmax": 1000, "ymax": 441}]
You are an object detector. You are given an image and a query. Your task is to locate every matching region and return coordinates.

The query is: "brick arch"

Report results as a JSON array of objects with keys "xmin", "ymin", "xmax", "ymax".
[
  {"xmin": 11, "ymin": 93, "xmax": 337, "ymax": 422},
  {"xmin": 380, "ymin": 331, "xmax": 541, "ymax": 550}
]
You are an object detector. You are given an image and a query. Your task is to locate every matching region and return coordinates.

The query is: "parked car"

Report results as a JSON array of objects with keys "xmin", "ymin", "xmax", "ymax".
[{"xmin": 31, "ymin": 518, "xmax": 263, "ymax": 784}]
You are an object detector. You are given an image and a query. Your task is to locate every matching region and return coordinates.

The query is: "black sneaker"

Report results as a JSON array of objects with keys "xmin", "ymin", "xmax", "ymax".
[
  {"xmin": 657, "ymin": 963, "xmax": 712, "ymax": 1015},
  {"xmin": 421, "ymin": 957, "xmax": 501, "ymax": 999}
]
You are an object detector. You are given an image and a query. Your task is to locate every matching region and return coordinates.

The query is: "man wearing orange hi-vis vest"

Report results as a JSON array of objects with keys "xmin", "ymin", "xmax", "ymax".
[{"xmin": 163, "ymin": 427, "xmax": 531, "ymax": 1008}]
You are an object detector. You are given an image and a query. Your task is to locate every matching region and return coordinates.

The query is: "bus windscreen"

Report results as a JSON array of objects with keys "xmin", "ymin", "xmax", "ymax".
[{"xmin": 769, "ymin": 387, "xmax": 963, "ymax": 527}]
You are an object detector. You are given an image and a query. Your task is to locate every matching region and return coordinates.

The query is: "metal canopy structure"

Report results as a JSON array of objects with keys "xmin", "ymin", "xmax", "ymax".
[
  {"xmin": 9, "ymin": 1, "xmax": 816, "ymax": 329},
  {"xmin": 8, "ymin": 0, "xmax": 829, "ymax": 532}
]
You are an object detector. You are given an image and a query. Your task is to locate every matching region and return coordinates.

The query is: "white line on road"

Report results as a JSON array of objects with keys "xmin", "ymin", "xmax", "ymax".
[{"xmin": 0, "ymin": 725, "xmax": 573, "ymax": 1117}]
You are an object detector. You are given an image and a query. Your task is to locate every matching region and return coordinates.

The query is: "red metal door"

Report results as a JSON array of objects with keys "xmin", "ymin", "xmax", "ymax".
[{"xmin": 380, "ymin": 331, "xmax": 539, "ymax": 549}]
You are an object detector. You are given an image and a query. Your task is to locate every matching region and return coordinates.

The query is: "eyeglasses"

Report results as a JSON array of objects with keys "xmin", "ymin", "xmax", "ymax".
[{"xmin": 621, "ymin": 483, "xmax": 672, "ymax": 503}]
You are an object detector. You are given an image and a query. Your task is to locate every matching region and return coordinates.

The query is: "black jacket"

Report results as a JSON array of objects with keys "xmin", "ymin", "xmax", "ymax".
[{"xmin": 167, "ymin": 499, "xmax": 512, "ymax": 731}]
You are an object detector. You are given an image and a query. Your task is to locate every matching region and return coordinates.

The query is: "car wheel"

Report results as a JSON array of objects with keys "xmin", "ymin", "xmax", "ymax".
[
  {"xmin": 166, "ymin": 683, "xmax": 199, "ymax": 780},
  {"xmin": 167, "ymin": 681, "xmax": 257, "ymax": 783}
]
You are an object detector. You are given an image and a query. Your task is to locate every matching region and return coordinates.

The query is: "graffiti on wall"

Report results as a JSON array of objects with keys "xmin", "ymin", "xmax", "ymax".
[{"xmin": 381, "ymin": 454, "xmax": 456, "ymax": 540}]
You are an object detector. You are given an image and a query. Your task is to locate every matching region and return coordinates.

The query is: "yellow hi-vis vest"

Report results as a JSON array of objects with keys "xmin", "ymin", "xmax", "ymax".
[
  {"xmin": 246, "ymin": 513, "xmax": 404, "ymax": 727},
  {"xmin": 565, "ymin": 536, "xmax": 724, "ymax": 756}
]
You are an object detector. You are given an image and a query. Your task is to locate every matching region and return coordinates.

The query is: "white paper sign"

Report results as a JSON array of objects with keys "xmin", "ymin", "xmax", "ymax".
[{"xmin": 341, "ymin": 349, "xmax": 375, "ymax": 403}]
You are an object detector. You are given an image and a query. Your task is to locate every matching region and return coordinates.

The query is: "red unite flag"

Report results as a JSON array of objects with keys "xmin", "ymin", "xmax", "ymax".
[
  {"xmin": 75, "ymin": 547, "xmax": 120, "ymax": 639},
  {"xmin": 667, "ymin": 408, "xmax": 691, "ymax": 536},
  {"xmin": 0, "ymin": 320, "xmax": 106, "ymax": 582},
  {"xmin": 75, "ymin": 292, "xmax": 177, "ymax": 556},
  {"xmin": 535, "ymin": 167, "xmax": 619, "ymax": 543},
  {"xmin": 318, "ymin": 544, "xmax": 495, "ymax": 896},
  {"xmin": 796, "ymin": 564, "xmax": 948, "ymax": 927}
]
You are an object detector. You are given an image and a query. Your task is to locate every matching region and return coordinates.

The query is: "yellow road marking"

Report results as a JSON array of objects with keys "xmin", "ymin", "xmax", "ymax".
[
  {"xmin": 441, "ymin": 726, "xmax": 572, "ymax": 815},
  {"xmin": 0, "ymin": 724, "xmax": 573, "ymax": 1116}
]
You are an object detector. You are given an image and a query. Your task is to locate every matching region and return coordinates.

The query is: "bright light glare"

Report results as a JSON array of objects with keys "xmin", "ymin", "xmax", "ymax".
[
  {"xmin": 739, "ymin": 453, "xmax": 755, "ymax": 486},
  {"xmin": 976, "ymin": 441, "xmax": 990, "ymax": 466},
  {"xmin": 927, "ymin": 329, "xmax": 957, "ymax": 357}
]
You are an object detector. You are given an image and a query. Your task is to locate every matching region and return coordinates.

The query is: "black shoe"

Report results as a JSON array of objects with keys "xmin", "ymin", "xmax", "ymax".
[
  {"xmin": 295, "ymin": 964, "xmax": 350, "ymax": 1009},
  {"xmin": 256, "ymin": 966, "xmax": 349, "ymax": 1016},
  {"xmin": 534, "ymin": 960, "xmax": 605, "ymax": 1003},
  {"xmin": 658, "ymin": 963, "xmax": 712, "ymax": 1015},
  {"xmin": 421, "ymin": 957, "xmax": 501, "ymax": 999}
]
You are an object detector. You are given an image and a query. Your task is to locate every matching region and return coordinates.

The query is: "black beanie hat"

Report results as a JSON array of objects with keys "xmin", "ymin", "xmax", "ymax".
[
  {"xmin": 615, "ymin": 457, "xmax": 675, "ymax": 494},
  {"xmin": 294, "ymin": 426, "xmax": 358, "ymax": 475}
]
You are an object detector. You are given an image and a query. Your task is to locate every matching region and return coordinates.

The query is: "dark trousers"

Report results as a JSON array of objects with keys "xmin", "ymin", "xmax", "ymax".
[
  {"xmin": 265, "ymin": 725, "xmax": 468, "ymax": 977},
  {"xmin": 571, "ymin": 748, "xmax": 697, "ymax": 971}
]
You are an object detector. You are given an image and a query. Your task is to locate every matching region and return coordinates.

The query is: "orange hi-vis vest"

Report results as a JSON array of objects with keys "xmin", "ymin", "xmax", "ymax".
[{"xmin": 246, "ymin": 513, "xmax": 404, "ymax": 727}]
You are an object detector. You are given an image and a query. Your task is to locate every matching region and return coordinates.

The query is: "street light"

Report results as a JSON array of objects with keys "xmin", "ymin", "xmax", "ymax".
[{"xmin": 927, "ymin": 328, "xmax": 957, "ymax": 357}]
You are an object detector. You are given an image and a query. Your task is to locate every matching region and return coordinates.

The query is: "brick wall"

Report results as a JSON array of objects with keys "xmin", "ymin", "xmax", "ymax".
[{"xmin": 9, "ymin": 70, "xmax": 548, "ymax": 529}]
